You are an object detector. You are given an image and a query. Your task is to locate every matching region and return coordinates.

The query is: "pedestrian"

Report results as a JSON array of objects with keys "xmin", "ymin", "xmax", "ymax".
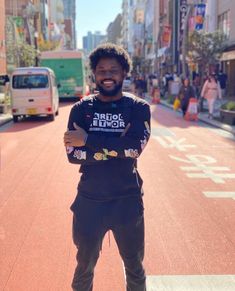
[
  {"xmin": 162, "ymin": 72, "xmax": 173, "ymax": 97},
  {"xmin": 217, "ymin": 69, "xmax": 227, "ymax": 98},
  {"xmin": 201, "ymin": 73, "xmax": 222, "ymax": 119},
  {"xmin": 192, "ymin": 72, "xmax": 201, "ymax": 99},
  {"xmin": 134, "ymin": 75, "xmax": 146, "ymax": 98},
  {"xmin": 64, "ymin": 43, "xmax": 151, "ymax": 291},
  {"xmin": 179, "ymin": 77, "xmax": 195, "ymax": 117}
]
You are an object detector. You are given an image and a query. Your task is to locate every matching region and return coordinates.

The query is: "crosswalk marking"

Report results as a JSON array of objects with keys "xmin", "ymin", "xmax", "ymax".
[
  {"xmin": 146, "ymin": 275, "xmax": 235, "ymax": 291},
  {"xmin": 203, "ymin": 191, "xmax": 235, "ymax": 200}
]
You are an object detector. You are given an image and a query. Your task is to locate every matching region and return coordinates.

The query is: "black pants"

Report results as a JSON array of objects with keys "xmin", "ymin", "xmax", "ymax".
[
  {"xmin": 71, "ymin": 195, "xmax": 146, "ymax": 291},
  {"xmin": 181, "ymin": 100, "xmax": 189, "ymax": 116}
]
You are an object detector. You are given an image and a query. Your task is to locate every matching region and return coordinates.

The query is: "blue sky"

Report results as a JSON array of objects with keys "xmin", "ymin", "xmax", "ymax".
[{"xmin": 76, "ymin": 0, "xmax": 122, "ymax": 48}]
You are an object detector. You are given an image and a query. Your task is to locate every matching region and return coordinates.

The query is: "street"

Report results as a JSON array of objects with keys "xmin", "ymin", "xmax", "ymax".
[{"xmin": 0, "ymin": 102, "xmax": 235, "ymax": 291}]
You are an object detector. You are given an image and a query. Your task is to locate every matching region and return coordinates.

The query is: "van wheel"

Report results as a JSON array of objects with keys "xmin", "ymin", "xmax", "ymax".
[
  {"xmin": 49, "ymin": 114, "xmax": 55, "ymax": 121},
  {"xmin": 55, "ymin": 109, "xmax": 59, "ymax": 116},
  {"xmin": 13, "ymin": 116, "xmax": 18, "ymax": 123}
]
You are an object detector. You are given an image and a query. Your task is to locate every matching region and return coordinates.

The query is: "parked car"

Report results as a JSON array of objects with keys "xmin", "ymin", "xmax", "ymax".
[{"xmin": 10, "ymin": 67, "xmax": 59, "ymax": 122}]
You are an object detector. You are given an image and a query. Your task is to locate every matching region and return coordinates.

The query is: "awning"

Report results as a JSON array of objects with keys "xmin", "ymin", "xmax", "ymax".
[{"xmin": 220, "ymin": 50, "xmax": 235, "ymax": 61}]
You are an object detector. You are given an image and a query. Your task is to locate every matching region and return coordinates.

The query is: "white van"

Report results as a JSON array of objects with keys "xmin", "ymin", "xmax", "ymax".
[{"xmin": 10, "ymin": 67, "xmax": 59, "ymax": 122}]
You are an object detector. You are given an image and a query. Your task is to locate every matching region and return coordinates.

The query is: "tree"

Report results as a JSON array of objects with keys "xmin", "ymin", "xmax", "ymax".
[
  {"xmin": 7, "ymin": 41, "xmax": 39, "ymax": 67},
  {"xmin": 188, "ymin": 30, "xmax": 226, "ymax": 74},
  {"xmin": 39, "ymin": 40, "xmax": 60, "ymax": 52}
]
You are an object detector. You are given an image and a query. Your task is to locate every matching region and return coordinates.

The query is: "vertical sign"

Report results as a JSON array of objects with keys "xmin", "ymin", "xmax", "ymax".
[
  {"xmin": 194, "ymin": 4, "xmax": 206, "ymax": 30},
  {"xmin": 162, "ymin": 25, "xmax": 172, "ymax": 48},
  {"xmin": 178, "ymin": 0, "xmax": 188, "ymax": 51}
]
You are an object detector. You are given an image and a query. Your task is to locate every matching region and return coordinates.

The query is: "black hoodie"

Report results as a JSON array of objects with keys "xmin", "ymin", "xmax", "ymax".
[{"xmin": 66, "ymin": 93, "xmax": 151, "ymax": 201}]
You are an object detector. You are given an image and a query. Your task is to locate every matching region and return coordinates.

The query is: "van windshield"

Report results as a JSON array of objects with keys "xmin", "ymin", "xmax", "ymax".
[{"xmin": 12, "ymin": 74, "xmax": 49, "ymax": 89}]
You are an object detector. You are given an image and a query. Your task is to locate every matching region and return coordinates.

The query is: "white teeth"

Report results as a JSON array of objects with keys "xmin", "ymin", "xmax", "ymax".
[{"xmin": 103, "ymin": 81, "xmax": 114, "ymax": 87}]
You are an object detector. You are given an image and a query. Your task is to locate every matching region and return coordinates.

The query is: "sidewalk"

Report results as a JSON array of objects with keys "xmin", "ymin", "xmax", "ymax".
[
  {"xmin": 0, "ymin": 112, "xmax": 12, "ymax": 127},
  {"xmin": 155, "ymin": 97, "xmax": 235, "ymax": 136}
]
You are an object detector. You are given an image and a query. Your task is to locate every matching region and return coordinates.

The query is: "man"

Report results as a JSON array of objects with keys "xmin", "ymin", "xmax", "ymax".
[
  {"xmin": 64, "ymin": 43, "xmax": 151, "ymax": 291},
  {"xmin": 163, "ymin": 72, "xmax": 173, "ymax": 96},
  {"xmin": 217, "ymin": 69, "xmax": 227, "ymax": 98}
]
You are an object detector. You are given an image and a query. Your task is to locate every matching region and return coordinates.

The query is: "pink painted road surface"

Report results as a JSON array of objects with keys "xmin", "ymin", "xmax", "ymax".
[{"xmin": 0, "ymin": 102, "xmax": 235, "ymax": 291}]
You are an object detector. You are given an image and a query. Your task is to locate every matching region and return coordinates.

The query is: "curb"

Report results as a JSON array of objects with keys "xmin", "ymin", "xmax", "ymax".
[{"xmin": 0, "ymin": 114, "xmax": 12, "ymax": 127}]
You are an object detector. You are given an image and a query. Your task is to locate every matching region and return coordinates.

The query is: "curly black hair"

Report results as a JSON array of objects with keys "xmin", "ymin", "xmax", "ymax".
[{"xmin": 89, "ymin": 43, "xmax": 132, "ymax": 73}]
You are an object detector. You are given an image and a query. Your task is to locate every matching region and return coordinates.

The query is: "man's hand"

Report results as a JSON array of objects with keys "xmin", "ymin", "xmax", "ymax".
[{"xmin": 64, "ymin": 123, "xmax": 88, "ymax": 147}]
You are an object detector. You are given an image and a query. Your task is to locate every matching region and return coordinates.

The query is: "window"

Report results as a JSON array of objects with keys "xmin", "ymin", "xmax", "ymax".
[
  {"xmin": 218, "ymin": 10, "xmax": 230, "ymax": 38},
  {"xmin": 13, "ymin": 74, "xmax": 49, "ymax": 89}
]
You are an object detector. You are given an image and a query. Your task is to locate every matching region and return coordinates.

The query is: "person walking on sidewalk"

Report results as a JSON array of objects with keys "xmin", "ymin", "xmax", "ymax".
[
  {"xmin": 179, "ymin": 77, "xmax": 195, "ymax": 117},
  {"xmin": 64, "ymin": 43, "xmax": 151, "ymax": 291},
  {"xmin": 134, "ymin": 75, "xmax": 146, "ymax": 98},
  {"xmin": 217, "ymin": 69, "xmax": 227, "ymax": 98},
  {"xmin": 201, "ymin": 73, "xmax": 222, "ymax": 119}
]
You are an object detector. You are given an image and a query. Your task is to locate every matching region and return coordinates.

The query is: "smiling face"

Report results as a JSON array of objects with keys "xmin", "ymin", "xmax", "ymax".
[{"xmin": 93, "ymin": 57, "xmax": 126, "ymax": 101}]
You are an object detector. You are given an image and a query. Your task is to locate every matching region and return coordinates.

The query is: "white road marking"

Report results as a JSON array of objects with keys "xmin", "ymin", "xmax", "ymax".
[
  {"xmin": 146, "ymin": 275, "xmax": 235, "ymax": 291},
  {"xmin": 203, "ymin": 191, "xmax": 235, "ymax": 200},
  {"xmin": 154, "ymin": 136, "xmax": 196, "ymax": 152},
  {"xmin": 170, "ymin": 155, "xmax": 235, "ymax": 184},
  {"xmin": 151, "ymin": 128, "xmax": 175, "ymax": 137}
]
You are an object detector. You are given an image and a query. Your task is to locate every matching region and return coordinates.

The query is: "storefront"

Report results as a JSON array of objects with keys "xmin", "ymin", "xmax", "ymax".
[
  {"xmin": 221, "ymin": 49, "xmax": 235, "ymax": 100},
  {"xmin": 0, "ymin": 0, "xmax": 6, "ymax": 75}
]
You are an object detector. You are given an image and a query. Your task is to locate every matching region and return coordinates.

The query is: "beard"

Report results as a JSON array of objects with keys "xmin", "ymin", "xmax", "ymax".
[{"xmin": 96, "ymin": 80, "xmax": 123, "ymax": 97}]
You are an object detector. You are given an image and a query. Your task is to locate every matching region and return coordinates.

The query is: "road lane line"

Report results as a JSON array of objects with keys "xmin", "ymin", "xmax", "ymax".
[
  {"xmin": 146, "ymin": 275, "xmax": 235, "ymax": 291},
  {"xmin": 203, "ymin": 191, "xmax": 235, "ymax": 200}
]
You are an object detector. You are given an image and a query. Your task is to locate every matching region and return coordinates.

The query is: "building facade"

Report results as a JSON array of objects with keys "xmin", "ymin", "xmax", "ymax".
[
  {"xmin": 106, "ymin": 14, "xmax": 122, "ymax": 45},
  {"xmin": 121, "ymin": 0, "xmax": 129, "ymax": 50},
  {"xmin": 62, "ymin": 0, "xmax": 76, "ymax": 49},
  {"xmin": 132, "ymin": 0, "xmax": 145, "ymax": 67},
  {"xmin": 0, "ymin": 0, "xmax": 6, "ymax": 75},
  {"xmin": 40, "ymin": 0, "xmax": 50, "ymax": 43},
  {"xmin": 145, "ymin": 0, "xmax": 159, "ymax": 74},
  {"xmin": 82, "ymin": 31, "xmax": 106, "ymax": 54},
  {"xmin": 49, "ymin": 0, "xmax": 65, "ymax": 46},
  {"xmin": 217, "ymin": 0, "xmax": 235, "ymax": 98},
  {"xmin": 5, "ymin": 0, "xmax": 29, "ymax": 16}
]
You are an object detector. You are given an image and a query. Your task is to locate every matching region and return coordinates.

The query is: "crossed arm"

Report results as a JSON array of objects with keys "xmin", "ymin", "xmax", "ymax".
[{"xmin": 64, "ymin": 103, "xmax": 151, "ymax": 164}]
